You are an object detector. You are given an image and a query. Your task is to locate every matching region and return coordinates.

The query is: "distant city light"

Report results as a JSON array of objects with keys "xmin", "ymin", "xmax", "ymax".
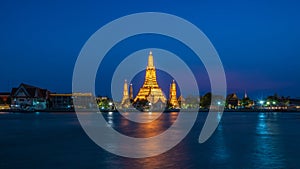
[{"xmin": 259, "ymin": 100, "xmax": 264, "ymax": 105}]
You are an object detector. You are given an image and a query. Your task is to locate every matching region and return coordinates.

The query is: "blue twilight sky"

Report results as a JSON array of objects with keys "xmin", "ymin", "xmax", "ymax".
[{"xmin": 0, "ymin": 0, "xmax": 300, "ymax": 99}]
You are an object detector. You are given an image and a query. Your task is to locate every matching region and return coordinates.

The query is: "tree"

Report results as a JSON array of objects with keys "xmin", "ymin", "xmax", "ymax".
[{"xmin": 200, "ymin": 92, "xmax": 211, "ymax": 109}]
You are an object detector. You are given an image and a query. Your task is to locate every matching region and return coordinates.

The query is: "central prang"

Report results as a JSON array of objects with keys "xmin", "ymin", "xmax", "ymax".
[{"xmin": 121, "ymin": 51, "xmax": 180, "ymax": 111}]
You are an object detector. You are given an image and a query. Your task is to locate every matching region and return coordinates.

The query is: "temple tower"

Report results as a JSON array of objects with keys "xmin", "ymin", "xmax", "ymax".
[
  {"xmin": 134, "ymin": 51, "xmax": 166, "ymax": 103},
  {"xmin": 169, "ymin": 80, "xmax": 179, "ymax": 108},
  {"xmin": 121, "ymin": 80, "xmax": 130, "ymax": 106},
  {"xmin": 129, "ymin": 83, "xmax": 133, "ymax": 101},
  {"xmin": 244, "ymin": 91, "xmax": 248, "ymax": 99}
]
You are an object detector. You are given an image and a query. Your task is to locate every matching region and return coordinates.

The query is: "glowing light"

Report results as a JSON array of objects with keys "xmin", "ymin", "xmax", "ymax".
[
  {"xmin": 259, "ymin": 100, "xmax": 264, "ymax": 105},
  {"xmin": 266, "ymin": 101, "xmax": 270, "ymax": 105},
  {"xmin": 169, "ymin": 80, "xmax": 179, "ymax": 108},
  {"xmin": 134, "ymin": 52, "xmax": 166, "ymax": 103},
  {"xmin": 109, "ymin": 102, "xmax": 113, "ymax": 106},
  {"xmin": 259, "ymin": 113, "xmax": 265, "ymax": 119},
  {"xmin": 108, "ymin": 111, "xmax": 113, "ymax": 115}
]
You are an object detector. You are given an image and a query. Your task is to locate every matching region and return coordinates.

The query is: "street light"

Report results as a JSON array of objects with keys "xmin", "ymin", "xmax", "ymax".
[
  {"xmin": 217, "ymin": 101, "xmax": 221, "ymax": 111},
  {"xmin": 108, "ymin": 102, "xmax": 113, "ymax": 110},
  {"xmin": 148, "ymin": 102, "xmax": 152, "ymax": 111},
  {"xmin": 259, "ymin": 100, "xmax": 265, "ymax": 110}
]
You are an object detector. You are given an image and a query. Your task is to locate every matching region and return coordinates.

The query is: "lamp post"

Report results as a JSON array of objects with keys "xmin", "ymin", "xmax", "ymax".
[
  {"xmin": 149, "ymin": 102, "xmax": 152, "ymax": 111},
  {"xmin": 108, "ymin": 102, "xmax": 113, "ymax": 111},
  {"xmin": 217, "ymin": 101, "xmax": 221, "ymax": 112},
  {"xmin": 259, "ymin": 100, "xmax": 264, "ymax": 110}
]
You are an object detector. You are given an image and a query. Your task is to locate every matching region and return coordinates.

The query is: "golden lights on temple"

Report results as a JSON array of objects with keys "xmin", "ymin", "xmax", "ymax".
[
  {"xmin": 121, "ymin": 80, "xmax": 130, "ymax": 105},
  {"xmin": 169, "ymin": 80, "xmax": 180, "ymax": 108},
  {"xmin": 121, "ymin": 51, "xmax": 181, "ymax": 109}
]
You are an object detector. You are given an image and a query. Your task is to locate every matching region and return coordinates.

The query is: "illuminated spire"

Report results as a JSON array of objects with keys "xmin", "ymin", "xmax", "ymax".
[
  {"xmin": 169, "ymin": 80, "xmax": 179, "ymax": 108},
  {"xmin": 244, "ymin": 91, "xmax": 248, "ymax": 99},
  {"xmin": 129, "ymin": 83, "xmax": 133, "ymax": 100},
  {"xmin": 121, "ymin": 80, "xmax": 129, "ymax": 105},
  {"xmin": 147, "ymin": 51, "xmax": 154, "ymax": 68},
  {"xmin": 134, "ymin": 51, "xmax": 166, "ymax": 103}
]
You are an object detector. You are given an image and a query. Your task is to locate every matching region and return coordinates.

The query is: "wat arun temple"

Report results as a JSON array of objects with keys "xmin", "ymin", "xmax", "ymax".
[{"xmin": 121, "ymin": 51, "xmax": 180, "ymax": 109}]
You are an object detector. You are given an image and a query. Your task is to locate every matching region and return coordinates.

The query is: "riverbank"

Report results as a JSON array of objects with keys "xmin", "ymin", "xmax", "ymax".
[{"xmin": 1, "ymin": 108, "xmax": 300, "ymax": 113}]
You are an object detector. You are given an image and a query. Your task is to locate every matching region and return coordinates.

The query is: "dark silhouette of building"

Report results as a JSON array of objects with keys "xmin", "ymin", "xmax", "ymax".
[
  {"xmin": 10, "ymin": 83, "xmax": 50, "ymax": 110},
  {"xmin": 226, "ymin": 93, "xmax": 239, "ymax": 109}
]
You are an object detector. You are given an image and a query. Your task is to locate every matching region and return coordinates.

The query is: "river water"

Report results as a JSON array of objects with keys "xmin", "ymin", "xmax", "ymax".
[{"xmin": 0, "ymin": 112, "xmax": 300, "ymax": 169}]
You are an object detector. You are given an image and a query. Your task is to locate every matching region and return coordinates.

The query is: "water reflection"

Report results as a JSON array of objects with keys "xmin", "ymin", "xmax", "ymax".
[
  {"xmin": 114, "ymin": 112, "xmax": 178, "ymax": 138},
  {"xmin": 116, "ymin": 112, "xmax": 191, "ymax": 168},
  {"xmin": 253, "ymin": 112, "xmax": 285, "ymax": 168},
  {"xmin": 119, "ymin": 110, "xmax": 163, "ymax": 123},
  {"xmin": 212, "ymin": 112, "xmax": 231, "ymax": 166},
  {"xmin": 103, "ymin": 111, "xmax": 190, "ymax": 156},
  {"xmin": 106, "ymin": 112, "xmax": 114, "ymax": 128},
  {"xmin": 77, "ymin": 111, "xmax": 292, "ymax": 167},
  {"xmin": 2, "ymin": 112, "xmax": 300, "ymax": 168}
]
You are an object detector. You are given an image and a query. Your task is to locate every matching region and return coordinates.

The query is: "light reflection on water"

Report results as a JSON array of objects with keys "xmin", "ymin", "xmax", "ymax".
[
  {"xmin": 253, "ymin": 112, "xmax": 285, "ymax": 168},
  {"xmin": 212, "ymin": 113, "xmax": 230, "ymax": 165},
  {"xmin": 0, "ymin": 112, "xmax": 300, "ymax": 168},
  {"xmin": 106, "ymin": 112, "xmax": 179, "ymax": 138}
]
